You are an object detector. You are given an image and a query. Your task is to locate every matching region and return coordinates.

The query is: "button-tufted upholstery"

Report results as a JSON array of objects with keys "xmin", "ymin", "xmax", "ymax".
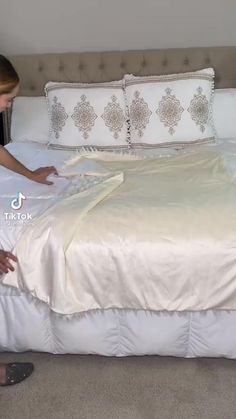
[
  {"xmin": 8, "ymin": 47, "xmax": 236, "ymax": 95},
  {"xmin": 3, "ymin": 47, "xmax": 236, "ymax": 143}
]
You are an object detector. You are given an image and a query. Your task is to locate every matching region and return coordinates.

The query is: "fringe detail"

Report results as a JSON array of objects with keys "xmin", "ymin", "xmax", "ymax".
[
  {"xmin": 44, "ymin": 83, "xmax": 54, "ymax": 144},
  {"xmin": 122, "ymin": 77, "xmax": 132, "ymax": 147},
  {"xmin": 59, "ymin": 148, "xmax": 146, "ymax": 167},
  {"xmin": 209, "ymin": 69, "xmax": 218, "ymax": 140}
]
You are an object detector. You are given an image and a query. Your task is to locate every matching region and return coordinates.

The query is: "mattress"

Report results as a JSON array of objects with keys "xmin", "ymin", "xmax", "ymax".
[{"xmin": 1, "ymin": 139, "xmax": 236, "ymax": 357}]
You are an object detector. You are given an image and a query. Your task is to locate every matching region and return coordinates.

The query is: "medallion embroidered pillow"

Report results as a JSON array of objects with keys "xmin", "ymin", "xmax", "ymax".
[
  {"xmin": 45, "ymin": 81, "xmax": 129, "ymax": 150},
  {"xmin": 124, "ymin": 68, "xmax": 215, "ymax": 148}
]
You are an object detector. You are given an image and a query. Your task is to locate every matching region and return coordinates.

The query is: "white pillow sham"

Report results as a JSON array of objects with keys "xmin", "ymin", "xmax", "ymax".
[
  {"xmin": 45, "ymin": 81, "xmax": 129, "ymax": 150},
  {"xmin": 124, "ymin": 68, "xmax": 215, "ymax": 148},
  {"xmin": 11, "ymin": 96, "xmax": 49, "ymax": 144},
  {"xmin": 213, "ymin": 89, "xmax": 236, "ymax": 139}
]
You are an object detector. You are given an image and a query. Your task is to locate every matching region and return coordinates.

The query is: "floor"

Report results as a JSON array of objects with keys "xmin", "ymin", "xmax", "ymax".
[{"xmin": 0, "ymin": 352, "xmax": 236, "ymax": 419}]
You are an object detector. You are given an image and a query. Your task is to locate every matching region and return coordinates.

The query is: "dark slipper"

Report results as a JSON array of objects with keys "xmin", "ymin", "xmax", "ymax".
[{"xmin": 0, "ymin": 362, "xmax": 34, "ymax": 386}]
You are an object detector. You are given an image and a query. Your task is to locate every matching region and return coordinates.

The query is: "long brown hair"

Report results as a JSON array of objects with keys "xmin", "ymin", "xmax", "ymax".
[{"xmin": 0, "ymin": 55, "xmax": 19, "ymax": 95}]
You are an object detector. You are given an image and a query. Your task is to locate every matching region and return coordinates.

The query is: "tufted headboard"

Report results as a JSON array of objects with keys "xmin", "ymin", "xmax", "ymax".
[{"xmin": 3, "ymin": 46, "xmax": 236, "ymax": 144}]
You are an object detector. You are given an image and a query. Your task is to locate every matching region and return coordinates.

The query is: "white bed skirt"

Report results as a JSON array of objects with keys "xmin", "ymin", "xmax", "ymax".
[{"xmin": 0, "ymin": 285, "xmax": 236, "ymax": 358}]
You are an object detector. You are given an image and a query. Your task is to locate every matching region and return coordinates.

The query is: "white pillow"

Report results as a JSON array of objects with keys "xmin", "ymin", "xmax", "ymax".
[
  {"xmin": 45, "ymin": 81, "xmax": 129, "ymax": 150},
  {"xmin": 213, "ymin": 89, "xmax": 236, "ymax": 138},
  {"xmin": 124, "ymin": 68, "xmax": 215, "ymax": 148},
  {"xmin": 11, "ymin": 97, "xmax": 49, "ymax": 144}
]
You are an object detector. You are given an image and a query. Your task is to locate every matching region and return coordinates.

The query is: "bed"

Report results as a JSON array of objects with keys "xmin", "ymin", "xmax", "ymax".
[{"xmin": 2, "ymin": 47, "xmax": 236, "ymax": 357}]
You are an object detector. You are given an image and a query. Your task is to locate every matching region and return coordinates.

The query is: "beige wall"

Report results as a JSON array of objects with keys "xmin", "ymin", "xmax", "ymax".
[{"xmin": 1, "ymin": 0, "xmax": 236, "ymax": 55}]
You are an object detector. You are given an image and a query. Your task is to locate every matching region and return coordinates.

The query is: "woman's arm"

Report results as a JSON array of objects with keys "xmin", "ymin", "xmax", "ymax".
[
  {"xmin": 0, "ymin": 146, "xmax": 34, "ymax": 178},
  {"xmin": 0, "ymin": 146, "xmax": 58, "ymax": 184}
]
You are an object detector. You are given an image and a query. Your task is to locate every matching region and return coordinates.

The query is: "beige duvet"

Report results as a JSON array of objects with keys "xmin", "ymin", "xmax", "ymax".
[{"xmin": 3, "ymin": 149, "xmax": 236, "ymax": 314}]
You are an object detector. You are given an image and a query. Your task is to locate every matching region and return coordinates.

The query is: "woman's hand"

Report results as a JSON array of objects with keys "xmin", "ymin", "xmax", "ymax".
[
  {"xmin": 29, "ymin": 166, "xmax": 58, "ymax": 185},
  {"xmin": 0, "ymin": 250, "xmax": 18, "ymax": 274},
  {"xmin": 0, "ymin": 147, "xmax": 58, "ymax": 184}
]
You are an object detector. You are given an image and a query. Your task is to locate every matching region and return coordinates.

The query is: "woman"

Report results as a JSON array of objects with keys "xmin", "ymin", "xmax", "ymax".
[{"xmin": 0, "ymin": 55, "xmax": 58, "ymax": 386}]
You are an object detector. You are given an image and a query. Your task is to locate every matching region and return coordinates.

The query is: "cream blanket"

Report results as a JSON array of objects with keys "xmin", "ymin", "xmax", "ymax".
[{"xmin": 3, "ymin": 150, "xmax": 236, "ymax": 314}]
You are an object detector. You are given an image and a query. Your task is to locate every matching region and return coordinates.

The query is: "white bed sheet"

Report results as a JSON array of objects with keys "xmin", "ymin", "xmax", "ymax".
[
  {"xmin": 0, "ymin": 142, "xmax": 109, "ymax": 250},
  {"xmin": 1, "ymin": 139, "xmax": 236, "ymax": 356}
]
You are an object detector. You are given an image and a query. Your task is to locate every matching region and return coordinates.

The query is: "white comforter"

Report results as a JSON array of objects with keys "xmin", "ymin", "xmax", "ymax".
[{"xmin": 2, "ymin": 141, "xmax": 236, "ymax": 314}]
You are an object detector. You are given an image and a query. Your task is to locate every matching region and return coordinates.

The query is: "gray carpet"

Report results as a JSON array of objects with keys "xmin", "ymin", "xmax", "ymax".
[{"xmin": 0, "ymin": 353, "xmax": 236, "ymax": 419}]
